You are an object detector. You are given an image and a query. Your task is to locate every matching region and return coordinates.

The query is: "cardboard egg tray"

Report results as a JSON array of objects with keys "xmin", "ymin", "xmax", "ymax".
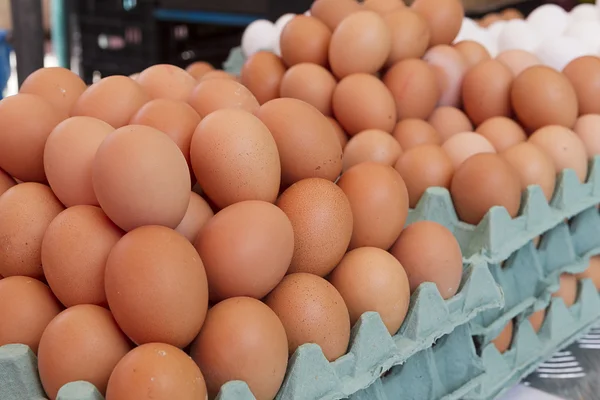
[
  {"xmin": 223, "ymin": 46, "xmax": 245, "ymax": 76},
  {"xmin": 0, "ymin": 261, "xmax": 503, "ymax": 400}
]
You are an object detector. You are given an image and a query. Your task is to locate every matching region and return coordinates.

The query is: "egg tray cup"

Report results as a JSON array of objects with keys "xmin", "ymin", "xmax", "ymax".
[
  {"xmin": 223, "ymin": 46, "xmax": 245, "ymax": 76},
  {"xmin": 407, "ymin": 156, "xmax": 600, "ymax": 265},
  {"xmin": 0, "ymin": 261, "xmax": 503, "ymax": 400},
  {"xmin": 463, "ymin": 277, "xmax": 600, "ymax": 400}
]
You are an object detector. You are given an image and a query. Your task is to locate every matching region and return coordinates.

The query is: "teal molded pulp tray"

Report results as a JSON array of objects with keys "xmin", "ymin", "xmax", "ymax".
[{"xmin": 222, "ymin": 46, "xmax": 245, "ymax": 76}]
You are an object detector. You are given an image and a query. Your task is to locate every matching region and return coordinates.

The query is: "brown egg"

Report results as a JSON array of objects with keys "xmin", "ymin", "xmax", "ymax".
[
  {"xmin": 200, "ymin": 70, "xmax": 238, "ymax": 81},
  {"xmin": 0, "ymin": 168, "xmax": 15, "ymax": 196},
  {"xmin": 475, "ymin": 116, "xmax": 527, "ymax": 152},
  {"xmin": 105, "ymin": 226, "xmax": 208, "ymax": 347},
  {"xmin": 280, "ymin": 63, "xmax": 337, "ymax": 116},
  {"xmin": 384, "ymin": 9, "xmax": 430, "ymax": 66},
  {"xmin": 423, "ymin": 45, "xmax": 468, "ymax": 107},
  {"xmin": 106, "ymin": 343, "xmax": 207, "ymax": 400},
  {"xmin": 454, "ymin": 40, "xmax": 492, "ymax": 69},
  {"xmin": 528, "ymin": 309, "xmax": 545, "ymax": 333},
  {"xmin": 563, "ymin": 56, "xmax": 600, "ymax": 115},
  {"xmin": 186, "ymin": 61, "xmax": 214, "ymax": 80},
  {"xmin": 428, "ymin": 106, "xmax": 473, "ymax": 142},
  {"xmin": 0, "ymin": 183, "xmax": 64, "ymax": 278},
  {"xmin": 343, "ymin": 129, "xmax": 402, "ymax": 171},
  {"xmin": 383, "ymin": 59, "xmax": 440, "ymax": 120},
  {"xmin": 37, "ymin": 305, "xmax": 133, "ymax": 399},
  {"xmin": 330, "ymin": 247, "xmax": 410, "ymax": 334},
  {"xmin": 195, "ymin": 200, "xmax": 294, "ymax": 301},
  {"xmin": 41, "ymin": 206, "xmax": 122, "ymax": 307},
  {"xmin": 44, "ymin": 116, "xmax": 114, "ymax": 207},
  {"xmin": 190, "ymin": 297, "xmax": 288, "ymax": 400},
  {"xmin": 576, "ymin": 255, "xmax": 600, "ymax": 290},
  {"xmin": 310, "ymin": 0, "xmax": 363, "ymax": 31},
  {"xmin": 0, "ymin": 93, "xmax": 66, "ymax": 182},
  {"xmin": 329, "ymin": 11, "xmax": 392, "ymax": 78},
  {"xmin": 175, "ymin": 192, "xmax": 214, "ymax": 243},
  {"xmin": 411, "ymin": 0, "xmax": 463, "ymax": 46},
  {"xmin": 395, "ymin": 145, "xmax": 454, "ymax": 208},
  {"xmin": 528, "ymin": 125, "xmax": 588, "ymax": 183},
  {"xmin": 277, "ymin": 178, "xmax": 353, "ymax": 277},
  {"xmin": 390, "ymin": 221, "xmax": 463, "ymax": 299},
  {"xmin": 496, "ymin": 50, "xmax": 541, "ymax": 76},
  {"xmin": 241, "ymin": 51, "xmax": 286, "ymax": 105},
  {"xmin": 501, "ymin": 142, "xmax": 556, "ymax": 202},
  {"xmin": 280, "ymin": 15, "xmax": 331, "ymax": 67},
  {"xmin": 338, "ymin": 162, "xmax": 409, "ymax": 249},
  {"xmin": 392, "ymin": 119, "xmax": 441, "ymax": 150},
  {"xmin": 265, "ymin": 273, "xmax": 351, "ymax": 361},
  {"xmin": 511, "ymin": 66, "xmax": 578, "ymax": 131},
  {"xmin": 552, "ymin": 274, "xmax": 578, "ymax": 307},
  {"xmin": 72, "ymin": 76, "xmax": 149, "ymax": 128},
  {"xmin": 257, "ymin": 98, "xmax": 343, "ymax": 186},
  {"xmin": 502, "ymin": 8, "xmax": 524, "ymax": 20},
  {"xmin": 136, "ymin": 64, "xmax": 196, "ymax": 102},
  {"xmin": 491, "ymin": 321, "xmax": 513, "ymax": 353},
  {"xmin": 0, "ymin": 276, "xmax": 62, "ymax": 353},
  {"xmin": 462, "ymin": 60, "xmax": 513, "ymax": 126},
  {"xmin": 333, "ymin": 73, "xmax": 397, "ymax": 135},
  {"xmin": 188, "ymin": 78, "xmax": 259, "ymax": 118},
  {"xmin": 442, "ymin": 132, "xmax": 496, "ymax": 169},
  {"xmin": 19, "ymin": 67, "xmax": 86, "ymax": 115},
  {"xmin": 190, "ymin": 109, "xmax": 281, "ymax": 208},
  {"xmin": 363, "ymin": 0, "xmax": 404, "ymax": 14},
  {"xmin": 328, "ymin": 117, "xmax": 350, "ymax": 149},
  {"xmin": 479, "ymin": 13, "xmax": 502, "ymax": 27},
  {"xmin": 92, "ymin": 125, "xmax": 191, "ymax": 231},
  {"xmin": 573, "ymin": 114, "xmax": 600, "ymax": 157}
]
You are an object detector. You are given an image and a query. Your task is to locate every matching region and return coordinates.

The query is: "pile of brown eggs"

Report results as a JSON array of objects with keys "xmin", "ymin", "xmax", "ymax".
[{"xmin": 1, "ymin": 0, "xmax": 600, "ymax": 399}]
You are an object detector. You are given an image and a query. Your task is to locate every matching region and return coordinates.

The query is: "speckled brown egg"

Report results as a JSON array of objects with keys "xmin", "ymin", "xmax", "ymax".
[
  {"xmin": 392, "ymin": 119, "xmax": 441, "ymax": 150},
  {"xmin": 105, "ymin": 225, "xmax": 209, "ymax": 347},
  {"xmin": 41, "ymin": 205, "xmax": 123, "ymax": 307},
  {"xmin": 188, "ymin": 78, "xmax": 259, "ymax": 118},
  {"xmin": 491, "ymin": 321, "xmax": 513, "ymax": 353},
  {"xmin": 0, "ymin": 183, "xmax": 64, "ymax": 279},
  {"xmin": 241, "ymin": 51, "xmax": 287, "ymax": 105},
  {"xmin": 563, "ymin": 56, "xmax": 600, "ymax": 115},
  {"xmin": 552, "ymin": 274, "xmax": 578, "ymax": 307},
  {"xmin": 190, "ymin": 297, "xmax": 288, "ymax": 400},
  {"xmin": 37, "ymin": 305, "xmax": 133, "ymax": 399},
  {"xmin": 411, "ymin": 0, "xmax": 463, "ymax": 46},
  {"xmin": 333, "ymin": 73, "xmax": 397, "ymax": 135},
  {"xmin": 71, "ymin": 76, "xmax": 150, "ymax": 128},
  {"xmin": 280, "ymin": 15, "xmax": 332, "ymax": 67},
  {"xmin": 384, "ymin": 9, "xmax": 429, "ymax": 66},
  {"xmin": 330, "ymin": 247, "xmax": 410, "ymax": 334},
  {"xmin": 280, "ymin": 63, "xmax": 337, "ymax": 116},
  {"xmin": 265, "ymin": 273, "xmax": 351, "ymax": 361},
  {"xmin": 428, "ymin": 106, "xmax": 473, "ymax": 142},
  {"xmin": 423, "ymin": 45, "xmax": 468, "ymax": 107},
  {"xmin": 277, "ymin": 178, "xmax": 353, "ymax": 277},
  {"xmin": 454, "ymin": 40, "xmax": 491, "ymax": 69},
  {"xmin": 175, "ymin": 192, "xmax": 214, "ymax": 243},
  {"xmin": 573, "ymin": 114, "xmax": 600, "ymax": 157},
  {"xmin": 136, "ymin": 64, "xmax": 196, "ymax": 102},
  {"xmin": 495, "ymin": 50, "xmax": 541, "ymax": 76},
  {"xmin": 343, "ymin": 129, "xmax": 402, "ymax": 171},
  {"xmin": 106, "ymin": 343, "xmax": 207, "ymax": 400},
  {"xmin": 186, "ymin": 61, "xmax": 214, "ymax": 80},
  {"xmin": 190, "ymin": 109, "xmax": 280, "ymax": 208},
  {"xmin": 257, "ymin": 98, "xmax": 343, "ymax": 186},
  {"xmin": 0, "ymin": 276, "xmax": 62, "ymax": 353},
  {"xmin": 501, "ymin": 142, "xmax": 556, "ymax": 202},
  {"xmin": 310, "ymin": 0, "xmax": 362, "ymax": 31},
  {"xmin": 475, "ymin": 116, "xmax": 526, "ymax": 152},
  {"xmin": 338, "ymin": 162, "xmax": 409, "ymax": 250}
]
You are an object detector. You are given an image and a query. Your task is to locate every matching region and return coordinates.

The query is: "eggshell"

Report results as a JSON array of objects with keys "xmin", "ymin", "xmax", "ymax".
[
  {"xmin": 257, "ymin": 98, "xmax": 343, "ymax": 186},
  {"xmin": 475, "ymin": 116, "xmax": 526, "ymax": 152},
  {"xmin": 333, "ymin": 73, "xmax": 397, "ymax": 135},
  {"xmin": 0, "ymin": 93, "xmax": 66, "ymax": 182},
  {"xmin": 175, "ymin": 192, "xmax": 214, "ymax": 243},
  {"xmin": 491, "ymin": 321, "xmax": 513, "ymax": 353},
  {"xmin": 188, "ymin": 78, "xmax": 259, "ymax": 118},
  {"xmin": 0, "ymin": 168, "xmax": 16, "ymax": 196},
  {"xmin": 337, "ymin": 162, "xmax": 409, "ymax": 250},
  {"xmin": 71, "ymin": 76, "xmax": 149, "ymax": 128},
  {"xmin": 190, "ymin": 109, "xmax": 281, "ymax": 208},
  {"xmin": 0, "ymin": 183, "xmax": 64, "ymax": 278},
  {"xmin": 106, "ymin": 343, "xmax": 207, "ymax": 400},
  {"xmin": 495, "ymin": 49, "xmax": 541, "ymax": 76},
  {"xmin": 0, "ymin": 276, "xmax": 62, "ymax": 353},
  {"xmin": 343, "ymin": 129, "xmax": 402, "ymax": 171},
  {"xmin": 280, "ymin": 63, "xmax": 336, "ymax": 116},
  {"xmin": 528, "ymin": 309, "xmax": 545, "ymax": 333},
  {"xmin": 265, "ymin": 273, "xmax": 351, "ymax": 361},
  {"xmin": 310, "ymin": 0, "xmax": 362, "ymax": 31},
  {"xmin": 280, "ymin": 15, "xmax": 331, "ymax": 67},
  {"xmin": 105, "ymin": 226, "xmax": 209, "ymax": 347},
  {"xmin": 241, "ymin": 51, "xmax": 287, "ymax": 105},
  {"xmin": 330, "ymin": 247, "xmax": 410, "ymax": 334},
  {"xmin": 423, "ymin": 45, "xmax": 468, "ymax": 107},
  {"xmin": 501, "ymin": 142, "xmax": 556, "ymax": 202},
  {"xmin": 392, "ymin": 119, "xmax": 441, "ymax": 150},
  {"xmin": 573, "ymin": 114, "xmax": 600, "ymax": 157},
  {"xmin": 450, "ymin": 153, "xmax": 522, "ymax": 225},
  {"xmin": 442, "ymin": 132, "xmax": 496, "ymax": 169},
  {"xmin": 502, "ymin": 8, "xmax": 523, "ymax": 20},
  {"xmin": 411, "ymin": 0, "xmax": 463, "ymax": 46},
  {"xmin": 395, "ymin": 145, "xmax": 454, "ymax": 208},
  {"xmin": 552, "ymin": 274, "xmax": 578, "ymax": 307},
  {"xmin": 194, "ymin": 200, "xmax": 293, "ymax": 301},
  {"xmin": 576, "ymin": 255, "xmax": 600, "ymax": 290},
  {"xmin": 454, "ymin": 40, "xmax": 491, "ymax": 69},
  {"xmin": 92, "ymin": 125, "xmax": 191, "ymax": 231},
  {"xmin": 328, "ymin": 117, "xmax": 349, "ymax": 149},
  {"xmin": 384, "ymin": 9, "xmax": 430, "ymax": 66},
  {"xmin": 186, "ymin": 61, "xmax": 214, "ymax": 80},
  {"xmin": 383, "ymin": 59, "xmax": 440, "ymax": 120},
  {"xmin": 44, "ymin": 116, "xmax": 114, "ymax": 207},
  {"xmin": 277, "ymin": 178, "xmax": 353, "ymax": 276},
  {"xmin": 363, "ymin": 0, "xmax": 404, "ymax": 14},
  {"xmin": 19, "ymin": 67, "xmax": 86, "ymax": 115},
  {"xmin": 190, "ymin": 297, "xmax": 288, "ymax": 400},
  {"xmin": 563, "ymin": 56, "xmax": 600, "ymax": 115},
  {"xmin": 136, "ymin": 64, "xmax": 196, "ymax": 102},
  {"xmin": 37, "ymin": 305, "xmax": 133, "ymax": 399}
]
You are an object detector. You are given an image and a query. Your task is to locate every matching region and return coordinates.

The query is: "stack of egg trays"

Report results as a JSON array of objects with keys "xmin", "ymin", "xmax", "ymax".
[{"xmin": 0, "ymin": 260, "xmax": 503, "ymax": 400}]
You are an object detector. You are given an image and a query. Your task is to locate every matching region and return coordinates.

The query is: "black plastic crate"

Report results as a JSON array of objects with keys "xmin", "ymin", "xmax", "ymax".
[
  {"xmin": 157, "ymin": 0, "xmax": 268, "ymax": 16},
  {"xmin": 76, "ymin": 0, "xmax": 157, "ymax": 18}
]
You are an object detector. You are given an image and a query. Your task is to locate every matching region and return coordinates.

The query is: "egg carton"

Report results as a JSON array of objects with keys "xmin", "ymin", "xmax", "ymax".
[
  {"xmin": 0, "ymin": 261, "xmax": 503, "ymax": 400},
  {"xmin": 222, "ymin": 46, "xmax": 246, "ymax": 77},
  {"xmin": 407, "ymin": 156, "xmax": 600, "ymax": 265},
  {"xmin": 463, "ymin": 277, "xmax": 600, "ymax": 400}
]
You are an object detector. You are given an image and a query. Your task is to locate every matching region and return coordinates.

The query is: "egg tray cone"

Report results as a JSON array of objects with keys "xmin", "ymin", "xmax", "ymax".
[
  {"xmin": 407, "ymin": 156, "xmax": 600, "ymax": 265},
  {"xmin": 222, "ymin": 46, "xmax": 245, "ymax": 76}
]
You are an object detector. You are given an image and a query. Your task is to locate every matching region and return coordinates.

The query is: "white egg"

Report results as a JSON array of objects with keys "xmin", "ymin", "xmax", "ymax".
[
  {"xmin": 304, "ymin": 10, "xmax": 311, "ymax": 16},
  {"xmin": 275, "ymin": 13, "xmax": 296, "ymax": 32},
  {"xmin": 526, "ymin": 4, "xmax": 568, "ymax": 39},
  {"xmin": 565, "ymin": 20, "xmax": 600, "ymax": 55},
  {"xmin": 487, "ymin": 20, "xmax": 507, "ymax": 42},
  {"xmin": 535, "ymin": 36, "xmax": 592, "ymax": 71},
  {"xmin": 453, "ymin": 17, "xmax": 480, "ymax": 43},
  {"xmin": 474, "ymin": 28, "xmax": 499, "ymax": 57},
  {"xmin": 497, "ymin": 20, "xmax": 542, "ymax": 53},
  {"xmin": 569, "ymin": 3, "xmax": 598, "ymax": 22},
  {"xmin": 241, "ymin": 19, "xmax": 277, "ymax": 58}
]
